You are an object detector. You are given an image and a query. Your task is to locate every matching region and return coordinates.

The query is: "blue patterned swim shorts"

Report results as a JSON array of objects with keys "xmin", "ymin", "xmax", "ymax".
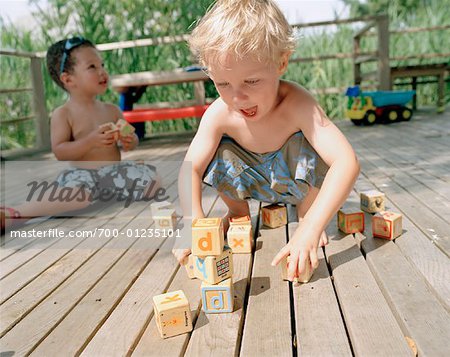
[
  {"xmin": 56, "ymin": 161, "xmax": 157, "ymax": 203},
  {"xmin": 203, "ymin": 132, "xmax": 329, "ymax": 204}
]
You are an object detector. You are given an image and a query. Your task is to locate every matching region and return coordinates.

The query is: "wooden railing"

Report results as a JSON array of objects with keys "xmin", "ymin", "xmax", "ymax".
[
  {"xmin": 0, "ymin": 49, "xmax": 50, "ymax": 158},
  {"xmin": 1, "ymin": 15, "xmax": 448, "ymax": 157}
]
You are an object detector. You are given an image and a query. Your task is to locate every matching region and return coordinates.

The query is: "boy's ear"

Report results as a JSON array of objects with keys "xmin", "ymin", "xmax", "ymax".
[
  {"xmin": 278, "ymin": 51, "xmax": 292, "ymax": 75},
  {"xmin": 60, "ymin": 72, "xmax": 73, "ymax": 89}
]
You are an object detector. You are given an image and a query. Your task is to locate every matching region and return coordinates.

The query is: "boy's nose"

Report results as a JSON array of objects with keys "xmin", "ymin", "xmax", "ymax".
[{"xmin": 232, "ymin": 88, "xmax": 248, "ymax": 103}]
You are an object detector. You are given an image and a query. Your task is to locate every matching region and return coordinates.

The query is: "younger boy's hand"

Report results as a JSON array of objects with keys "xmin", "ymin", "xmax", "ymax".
[
  {"xmin": 271, "ymin": 221, "xmax": 321, "ymax": 281},
  {"xmin": 172, "ymin": 248, "xmax": 191, "ymax": 265},
  {"xmin": 120, "ymin": 133, "xmax": 138, "ymax": 152},
  {"xmin": 93, "ymin": 124, "xmax": 118, "ymax": 147}
]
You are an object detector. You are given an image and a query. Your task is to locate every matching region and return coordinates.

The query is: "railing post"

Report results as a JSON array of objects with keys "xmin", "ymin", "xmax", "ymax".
[
  {"xmin": 377, "ymin": 14, "xmax": 390, "ymax": 90},
  {"xmin": 30, "ymin": 57, "xmax": 50, "ymax": 150},
  {"xmin": 353, "ymin": 35, "xmax": 362, "ymax": 85}
]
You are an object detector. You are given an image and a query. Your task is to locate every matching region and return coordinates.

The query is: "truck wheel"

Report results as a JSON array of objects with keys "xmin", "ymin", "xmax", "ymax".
[
  {"xmin": 363, "ymin": 110, "xmax": 377, "ymax": 125},
  {"xmin": 401, "ymin": 108, "xmax": 413, "ymax": 121},
  {"xmin": 385, "ymin": 109, "xmax": 398, "ymax": 124},
  {"xmin": 351, "ymin": 119, "xmax": 363, "ymax": 126}
]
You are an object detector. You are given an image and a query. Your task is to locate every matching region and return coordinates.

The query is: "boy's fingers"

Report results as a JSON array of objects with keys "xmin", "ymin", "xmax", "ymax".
[
  {"xmin": 288, "ymin": 252, "xmax": 300, "ymax": 281},
  {"xmin": 271, "ymin": 246, "xmax": 290, "ymax": 266},
  {"xmin": 297, "ymin": 251, "xmax": 308, "ymax": 278},
  {"xmin": 310, "ymin": 249, "xmax": 319, "ymax": 269}
]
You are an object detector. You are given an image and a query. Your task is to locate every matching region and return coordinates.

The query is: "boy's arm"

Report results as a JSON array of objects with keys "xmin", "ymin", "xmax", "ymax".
[
  {"xmin": 272, "ymin": 94, "xmax": 360, "ymax": 280},
  {"xmin": 51, "ymin": 107, "xmax": 117, "ymax": 160},
  {"xmin": 179, "ymin": 103, "xmax": 224, "ymax": 219},
  {"xmin": 174, "ymin": 103, "xmax": 224, "ymax": 263}
]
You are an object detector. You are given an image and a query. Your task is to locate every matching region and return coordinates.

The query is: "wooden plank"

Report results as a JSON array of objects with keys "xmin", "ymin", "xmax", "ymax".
[
  {"xmin": 0, "ymin": 170, "xmax": 180, "ymax": 338},
  {"xmin": 183, "ymin": 199, "xmax": 257, "ymax": 357},
  {"xmin": 353, "ymin": 139, "xmax": 450, "ymax": 223},
  {"xmin": 353, "ymin": 175, "xmax": 450, "ymax": 310},
  {"xmin": 289, "ymin": 223, "xmax": 352, "ymax": 356},
  {"xmin": 352, "ymin": 143, "xmax": 450, "ymax": 256},
  {"xmin": 325, "ymin": 218, "xmax": 413, "ymax": 356},
  {"xmin": 77, "ymin": 186, "xmax": 220, "ymax": 356},
  {"xmin": 240, "ymin": 221, "xmax": 292, "ymax": 355},
  {"xmin": 0, "ymin": 155, "xmax": 181, "ymax": 303},
  {"xmin": 354, "ymin": 230, "xmax": 450, "ymax": 357}
]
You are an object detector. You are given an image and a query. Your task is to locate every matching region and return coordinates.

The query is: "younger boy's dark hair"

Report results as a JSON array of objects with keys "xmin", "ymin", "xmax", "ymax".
[{"xmin": 46, "ymin": 37, "xmax": 95, "ymax": 91}]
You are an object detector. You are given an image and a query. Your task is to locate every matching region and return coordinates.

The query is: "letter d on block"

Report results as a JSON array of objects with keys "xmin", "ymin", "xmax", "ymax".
[
  {"xmin": 211, "ymin": 292, "xmax": 224, "ymax": 309},
  {"xmin": 198, "ymin": 232, "xmax": 212, "ymax": 251}
]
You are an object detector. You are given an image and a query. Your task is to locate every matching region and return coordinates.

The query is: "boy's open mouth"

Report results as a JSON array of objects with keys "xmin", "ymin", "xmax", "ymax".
[
  {"xmin": 240, "ymin": 106, "xmax": 257, "ymax": 117},
  {"xmin": 99, "ymin": 79, "xmax": 108, "ymax": 86}
]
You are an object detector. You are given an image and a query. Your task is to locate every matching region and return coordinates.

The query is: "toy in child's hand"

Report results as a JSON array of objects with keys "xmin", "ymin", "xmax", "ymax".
[
  {"xmin": 115, "ymin": 118, "xmax": 135, "ymax": 137},
  {"xmin": 99, "ymin": 119, "xmax": 135, "ymax": 141},
  {"xmin": 99, "ymin": 122, "xmax": 119, "ymax": 141}
]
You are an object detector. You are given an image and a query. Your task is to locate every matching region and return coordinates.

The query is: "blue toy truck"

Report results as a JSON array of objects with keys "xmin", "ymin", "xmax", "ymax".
[{"xmin": 345, "ymin": 86, "xmax": 415, "ymax": 126}]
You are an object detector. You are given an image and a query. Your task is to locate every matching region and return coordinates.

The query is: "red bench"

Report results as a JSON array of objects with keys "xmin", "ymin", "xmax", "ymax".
[{"xmin": 123, "ymin": 104, "xmax": 210, "ymax": 123}]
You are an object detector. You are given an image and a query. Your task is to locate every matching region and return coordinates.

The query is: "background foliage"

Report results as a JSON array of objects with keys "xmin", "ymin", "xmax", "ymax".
[{"xmin": 1, "ymin": 0, "xmax": 449, "ymax": 150}]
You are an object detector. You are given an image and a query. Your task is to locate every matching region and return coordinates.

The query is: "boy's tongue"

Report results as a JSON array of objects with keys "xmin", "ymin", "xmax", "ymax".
[{"xmin": 240, "ymin": 106, "xmax": 257, "ymax": 117}]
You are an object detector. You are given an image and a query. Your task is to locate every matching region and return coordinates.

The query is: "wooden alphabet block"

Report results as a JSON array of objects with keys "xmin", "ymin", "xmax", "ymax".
[
  {"xmin": 115, "ymin": 118, "xmax": 135, "ymax": 136},
  {"xmin": 261, "ymin": 204, "xmax": 287, "ymax": 228},
  {"xmin": 337, "ymin": 208, "xmax": 365, "ymax": 233},
  {"xmin": 372, "ymin": 211, "xmax": 403, "ymax": 240},
  {"xmin": 154, "ymin": 209, "xmax": 177, "ymax": 230},
  {"xmin": 194, "ymin": 246, "xmax": 233, "ymax": 284},
  {"xmin": 100, "ymin": 122, "xmax": 119, "ymax": 141},
  {"xmin": 192, "ymin": 218, "xmax": 224, "ymax": 256},
  {"xmin": 229, "ymin": 215, "xmax": 251, "ymax": 226},
  {"xmin": 360, "ymin": 190, "xmax": 385, "ymax": 213},
  {"xmin": 281, "ymin": 256, "xmax": 313, "ymax": 283},
  {"xmin": 201, "ymin": 278, "xmax": 234, "ymax": 314},
  {"xmin": 227, "ymin": 225, "xmax": 252, "ymax": 253},
  {"xmin": 153, "ymin": 290, "xmax": 192, "ymax": 338},
  {"xmin": 150, "ymin": 200, "xmax": 174, "ymax": 216},
  {"xmin": 184, "ymin": 254, "xmax": 196, "ymax": 279}
]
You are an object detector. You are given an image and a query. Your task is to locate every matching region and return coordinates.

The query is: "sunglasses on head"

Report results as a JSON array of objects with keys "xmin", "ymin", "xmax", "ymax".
[{"xmin": 59, "ymin": 36, "xmax": 86, "ymax": 75}]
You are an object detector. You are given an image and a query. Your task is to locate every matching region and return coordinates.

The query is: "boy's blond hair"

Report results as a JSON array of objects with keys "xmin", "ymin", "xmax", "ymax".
[{"xmin": 189, "ymin": 0, "xmax": 296, "ymax": 67}]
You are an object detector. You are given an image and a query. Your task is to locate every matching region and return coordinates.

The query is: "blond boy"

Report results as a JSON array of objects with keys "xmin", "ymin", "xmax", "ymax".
[{"xmin": 173, "ymin": 0, "xmax": 360, "ymax": 281}]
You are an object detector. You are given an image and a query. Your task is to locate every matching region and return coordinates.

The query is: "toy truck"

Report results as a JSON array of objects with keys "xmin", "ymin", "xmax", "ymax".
[{"xmin": 345, "ymin": 86, "xmax": 415, "ymax": 126}]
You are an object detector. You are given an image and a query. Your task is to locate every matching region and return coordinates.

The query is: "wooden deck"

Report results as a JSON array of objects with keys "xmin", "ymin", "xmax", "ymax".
[{"xmin": 1, "ymin": 110, "xmax": 449, "ymax": 356}]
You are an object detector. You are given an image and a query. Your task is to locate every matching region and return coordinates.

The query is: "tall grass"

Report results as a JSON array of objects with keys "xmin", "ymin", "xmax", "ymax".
[{"xmin": 0, "ymin": 0, "xmax": 448, "ymax": 150}]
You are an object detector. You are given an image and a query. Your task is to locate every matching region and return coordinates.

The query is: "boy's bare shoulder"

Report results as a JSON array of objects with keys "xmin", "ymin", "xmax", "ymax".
[
  {"xmin": 198, "ymin": 98, "xmax": 230, "ymax": 130},
  {"xmin": 281, "ymin": 80, "xmax": 316, "ymax": 107},
  {"xmin": 50, "ymin": 103, "xmax": 71, "ymax": 124},
  {"xmin": 101, "ymin": 102, "xmax": 122, "ymax": 119}
]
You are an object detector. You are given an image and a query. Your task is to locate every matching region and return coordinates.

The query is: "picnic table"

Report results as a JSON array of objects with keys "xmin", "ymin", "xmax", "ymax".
[
  {"xmin": 1, "ymin": 111, "xmax": 449, "ymax": 356},
  {"xmin": 110, "ymin": 68, "xmax": 211, "ymax": 138}
]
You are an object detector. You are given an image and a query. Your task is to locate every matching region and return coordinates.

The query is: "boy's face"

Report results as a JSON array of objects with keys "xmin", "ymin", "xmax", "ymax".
[
  {"xmin": 207, "ymin": 54, "xmax": 287, "ymax": 121},
  {"xmin": 62, "ymin": 46, "xmax": 109, "ymax": 95}
]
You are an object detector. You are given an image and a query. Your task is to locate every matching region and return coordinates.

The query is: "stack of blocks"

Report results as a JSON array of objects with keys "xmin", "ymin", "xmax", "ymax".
[
  {"xmin": 152, "ymin": 290, "xmax": 193, "ymax": 339},
  {"xmin": 150, "ymin": 201, "xmax": 177, "ymax": 230},
  {"xmin": 190, "ymin": 218, "xmax": 234, "ymax": 313}
]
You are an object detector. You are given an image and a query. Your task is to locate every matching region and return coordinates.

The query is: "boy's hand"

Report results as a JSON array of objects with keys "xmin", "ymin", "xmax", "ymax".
[
  {"xmin": 120, "ymin": 133, "xmax": 138, "ymax": 152},
  {"xmin": 172, "ymin": 248, "xmax": 191, "ymax": 265},
  {"xmin": 271, "ymin": 221, "xmax": 321, "ymax": 281},
  {"xmin": 93, "ymin": 124, "xmax": 118, "ymax": 147}
]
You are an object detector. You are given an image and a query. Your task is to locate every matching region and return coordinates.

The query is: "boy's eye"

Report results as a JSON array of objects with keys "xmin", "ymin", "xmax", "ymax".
[
  {"xmin": 215, "ymin": 82, "xmax": 229, "ymax": 88},
  {"xmin": 245, "ymin": 79, "xmax": 260, "ymax": 85}
]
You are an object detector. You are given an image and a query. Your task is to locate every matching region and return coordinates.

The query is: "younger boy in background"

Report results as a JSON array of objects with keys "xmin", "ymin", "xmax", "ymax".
[{"xmin": 1, "ymin": 37, "xmax": 159, "ymax": 233}]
